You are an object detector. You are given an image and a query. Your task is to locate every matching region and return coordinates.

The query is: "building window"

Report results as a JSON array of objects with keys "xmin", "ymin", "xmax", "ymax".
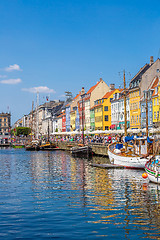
[
  {"xmin": 137, "ymin": 115, "xmax": 138, "ymax": 123},
  {"xmin": 105, "ymin": 126, "xmax": 109, "ymax": 130},
  {"xmin": 150, "ymin": 104, "xmax": 152, "ymax": 112},
  {"xmin": 150, "ymin": 117, "xmax": 152, "ymax": 125},
  {"xmin": 154, "ymin": 99, "xmax": 156, "ymax": 106},
  {"xmin": 154, "ymin": 111, "xmax": 156, "ymax": 119},
  {"xmin": 110, "ymin": 98, "xmax": 113, "ymax": 102},
  {"xmin": 104, "ymin": 106, "xmax": 108, "ymax": 111},
  {"xmin": 157, "ymin": 98, "xmax": 159, "ymax": 105},
  {"xmin": 157, "ymin": 111, "xmax": 159, "ymax": 120},
  {"xmin": 105, "ymin": 115, "xmax": 108, "ymax": 121}
]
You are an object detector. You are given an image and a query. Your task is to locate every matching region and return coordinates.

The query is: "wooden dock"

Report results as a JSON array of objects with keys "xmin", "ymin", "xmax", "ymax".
[{"xmin": 91, "ymin": 163, "xmax": 124, "ymax": 169}]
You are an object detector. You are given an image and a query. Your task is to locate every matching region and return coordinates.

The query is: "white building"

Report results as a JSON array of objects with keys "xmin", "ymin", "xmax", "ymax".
[{"xmin": 111, "ymin": 91, "xmax": 130, "ymax": 129}]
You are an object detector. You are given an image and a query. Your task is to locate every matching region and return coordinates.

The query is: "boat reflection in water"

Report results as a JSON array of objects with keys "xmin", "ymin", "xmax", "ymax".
[{"xmin": 1, "ymin": 149, "xmax": 160, "ymax": 239}]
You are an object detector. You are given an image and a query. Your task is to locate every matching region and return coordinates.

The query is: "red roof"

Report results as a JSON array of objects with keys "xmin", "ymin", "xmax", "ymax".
[
  {"xmin": 102, "ymin": 89, "xmax": 116, "ymax": 99},
  {"xmin": 151, "ymin": 77, "xmax": 159, "ymax": 97},
  {"xmin": 87, "ymin": 79, "xmax": 102, "ymax": 94},
  {"xmin": 91, "ymin": 103, "xmax": 102, "ymax": 109},
  {"xmin": 85, "ymin": 96, "xmax": 90, "ymax": 101},
  {"xmin": 74, "ymin": 92, "xmax": 81, "ymax": 100}
]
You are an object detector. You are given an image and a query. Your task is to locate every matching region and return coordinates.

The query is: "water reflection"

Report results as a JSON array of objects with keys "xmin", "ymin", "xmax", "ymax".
[{"xmin": 0, "ymin": 149, "xmax": 160, "ymax": 239}]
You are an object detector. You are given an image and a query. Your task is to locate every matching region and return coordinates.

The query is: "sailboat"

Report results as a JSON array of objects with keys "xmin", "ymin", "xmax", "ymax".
[{"xmin": 108, "ymin": 71, "xmax": 153, "ymax": 169}]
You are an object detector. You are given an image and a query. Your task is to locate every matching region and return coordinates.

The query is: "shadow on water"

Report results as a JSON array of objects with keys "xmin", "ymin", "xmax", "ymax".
[{"xmin": 0, "ymin": 148, "xmax": 160, "ymax": 239}]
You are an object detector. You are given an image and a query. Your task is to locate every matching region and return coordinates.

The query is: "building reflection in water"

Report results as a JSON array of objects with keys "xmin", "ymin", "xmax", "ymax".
[{"xmin": 28, "ymin": 151, "xmax": 160, "ymax": 238}]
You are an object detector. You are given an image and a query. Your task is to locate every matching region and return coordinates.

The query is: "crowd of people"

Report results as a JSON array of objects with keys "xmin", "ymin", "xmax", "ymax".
[{"xmin": 50, "ymin": 134, "xmax": 123, "ymax": 145}]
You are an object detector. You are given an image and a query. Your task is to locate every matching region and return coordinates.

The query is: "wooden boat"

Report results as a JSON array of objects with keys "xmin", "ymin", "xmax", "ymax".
[
  {"xmin": 108, "ymin": 71, "xmax": 152, "ymax": 169},
  {"xmin": 40, "ymin": 142, "xmax": 57, "ymax": 150},
  {"xmin": 145, "ymin": 156, "xmax": 160, "ymax": 184},
  {"xmin": 108, "ymin": 139, "xmax": 150, "ymax": 169},
  {"xmin": 71, "ymin": 145, "xmax": 92, "ymax": 158},
  {"xmin": 12, "ymin": 144, "xmax": 25, "ymax": 149},
  {"xmin": 25, "ymin": 140, "xmax": 40, "ymax": 151}
]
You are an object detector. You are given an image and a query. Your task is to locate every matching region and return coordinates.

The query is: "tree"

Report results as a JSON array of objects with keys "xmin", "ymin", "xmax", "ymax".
[{"xmin": 14, "ymin": 127, "xmax": 31, "ymax": 136}]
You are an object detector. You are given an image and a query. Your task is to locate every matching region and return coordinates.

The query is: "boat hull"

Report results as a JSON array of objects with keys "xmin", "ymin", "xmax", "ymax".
[
  {"xmin": 71, "ymin": 146, "xmax": 92, "ymax": 158},
  {"xmin": 145, "ymin": 158, "xmax": 160, "ymax": 184},
  {"xmin": 108, "ymin": 148, "xmax": 147, "ymax": 169},
  {"xmin": 12, "ymin": 145, "xmax": 25, "ymax": 149}
]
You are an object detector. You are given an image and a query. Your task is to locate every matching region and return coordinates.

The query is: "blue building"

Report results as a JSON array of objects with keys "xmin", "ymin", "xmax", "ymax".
[
  {"xmin": 65, "ymin": 105, "xmax": 71, "ymax": 132},
  {"xmin": 75, "ymin": 105, "xmax": 80, "ymax": 131},
  {"xmin": 141, "ymin": 89, "xmax": 153, "ymax": 129}
]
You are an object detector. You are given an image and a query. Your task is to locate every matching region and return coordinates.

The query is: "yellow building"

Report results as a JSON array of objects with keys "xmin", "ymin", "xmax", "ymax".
[
  {"xmin": 152, "ymin": 77, "xmax": 159, "ymax": 126},
  {"xmin": 93, "ymin": 89, "xmax": 120, "ymax": 131},
  {"xmin": 70, "ymin": 110, "xmax": 76, "ymax": 131},
  {"xmin": 129, "ymin": 64, "xmax": 151, "ymax": 129},
  {"xmin": 129, "ymin": 89, "xmax": 141, "ymax": 129},
  {"xmin": 92, "ymin": 101, "xmax": 103, "ymax": 130},
  {"xmin": 102, "ymin": 89, "xmax": 120, "ymax": 130}
]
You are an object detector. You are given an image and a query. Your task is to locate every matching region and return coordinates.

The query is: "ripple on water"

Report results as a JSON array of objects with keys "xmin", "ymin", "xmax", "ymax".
[{"xmin": 0, "ymin": 149, "xmax": 160, "ymax": 239}]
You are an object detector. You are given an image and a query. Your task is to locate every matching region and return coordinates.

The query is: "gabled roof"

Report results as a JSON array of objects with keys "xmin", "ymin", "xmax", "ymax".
[
  {"xmin": 151, "ymin": 77, "xmax": 159, "ymax": 97},
  {"xmin": 90, "ymin": 103, "xmax": 102, "ymax": 109},
  {"xmin": 74, "ymin": 92, "xmax": 81, "ymax": 100},
  {"xmin": 87, "ymin": 79, "xmax": 102, "ymax": 94},
  {"xmin": 102, "ymin": 89, "xmax": 116, "ymax": 99},
  {"xmin": 140, "ymin": 77, "xmax": 159, "ymax": 101},
  {"xmin": 130, "ymin": 63, "xmax": 150, "ymax": 85}
]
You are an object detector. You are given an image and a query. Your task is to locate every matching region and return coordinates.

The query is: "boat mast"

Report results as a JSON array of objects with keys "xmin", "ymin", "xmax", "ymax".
[
  {"xmin": 31, "ymin": 101, "xmax": 34, "ymax": 142},
  {"xmin": 124, "ymin": 70, "xmax": 127, "ymax": 137},
  {"xmin": 123, "ymin": 70, "xmax": 128, "ymax": 151},
  {"xmin": 82, "ymin": 96, "xmax": 84, "ymax": 145},
  {"xmin": 145, "ymin": 95, "xmax": 148, "ymax": 137},
  {"xmin": 36, "ymin": 92, "xmax": 39, "ymax": 140}
]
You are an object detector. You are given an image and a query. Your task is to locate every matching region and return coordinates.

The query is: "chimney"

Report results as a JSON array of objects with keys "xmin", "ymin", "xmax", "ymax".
[
  {"xmin": 150, "ymin": 56, "xmax": 154, "ymax": 65},
  {"xmin": 110, "ymin": 84, "xmax": 115, "ymax": 91},
  {"xmin": 81, "ymin": 87, "xmax": 85, "ymax": 95}
]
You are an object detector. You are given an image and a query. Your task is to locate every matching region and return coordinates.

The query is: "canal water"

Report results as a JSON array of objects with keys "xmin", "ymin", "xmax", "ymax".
[{"xmin": 0, "ymin": 149, "xmax": 160, "ymax": 239}]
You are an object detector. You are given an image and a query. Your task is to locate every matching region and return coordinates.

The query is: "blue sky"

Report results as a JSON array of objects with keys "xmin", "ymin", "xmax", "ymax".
[{"xmin": 0, "ymin": 0, "xmax": 160, "ymax": 123}]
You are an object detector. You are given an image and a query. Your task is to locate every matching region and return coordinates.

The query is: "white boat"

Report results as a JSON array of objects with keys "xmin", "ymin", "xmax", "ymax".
[
  {"xmin": 108, "ymin": 139, "xmax": 149, "ymax": 169},
  {"xmin": 145, "ymin": 156, "xmax": 160, "ymax": 184},
  {"xmin": 108, "ymin": 71, "xmax": 153, "ymax": 169}
]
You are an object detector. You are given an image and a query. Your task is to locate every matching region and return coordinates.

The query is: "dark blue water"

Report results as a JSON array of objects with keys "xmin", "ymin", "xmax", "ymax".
[{"xmin": 0, "ymin": 149, "xmax": 160, "ymax": 239}]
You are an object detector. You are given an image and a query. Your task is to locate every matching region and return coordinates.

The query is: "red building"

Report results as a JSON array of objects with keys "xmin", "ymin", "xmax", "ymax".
[{"xmin": 62, "ymin": 112, "xmax": 66, "ymax": 132}]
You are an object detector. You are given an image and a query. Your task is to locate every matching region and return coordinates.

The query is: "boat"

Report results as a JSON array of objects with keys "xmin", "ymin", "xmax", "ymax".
[
  {"xmin": 40, "ymin": 141, "xmax": 57, "ymax": 150},
  {"xmin": 108, "ymin": 139, "xmax": 151, "ymax": 169},
  {"xmin": 71, "ymin": 145, "xmax": 92, "ymax": 158},
  {"xmin": 145, "ymin": 156, "xmax": 160, "ymax": 184},
  {"xmin": 144, "ymin": 139, "xmax": 160, "ymax": 183},
  {"xmin": 108, "ymin": 71, "xmax": 152, "ymax": 169},
  {"xmin": 25, "ymin": 140, "xmax": 40, "ymax": 151},
  {"xmin": 12, "ymin": 144, "xmax": 25, "ymax": 148}
]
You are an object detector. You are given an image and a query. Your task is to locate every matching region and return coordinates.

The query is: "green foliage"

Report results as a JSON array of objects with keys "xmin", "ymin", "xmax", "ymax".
[
  {"xmin": 55, "ymin": 128, "xmax": 58, "ymax": 132},
  {"xmin": 14, "ymin": 127, "xmax": 31, "ymax": 136}
]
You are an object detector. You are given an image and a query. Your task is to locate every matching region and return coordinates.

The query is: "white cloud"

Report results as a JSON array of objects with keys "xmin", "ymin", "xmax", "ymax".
[
  {"xmin": 22, "ymin": 86, "xmax": 55, "ymax": 93},
  {"xmin": 5, "ymin": 64, "xmax": 22, "ymax": 72},
  {"xmin": 0, "ymin": 78, "xmax": 22, "ymax": 84}
]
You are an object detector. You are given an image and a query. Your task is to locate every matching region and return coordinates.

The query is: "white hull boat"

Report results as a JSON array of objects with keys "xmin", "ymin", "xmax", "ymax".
[
  {"xmin": 145, "ymin": 156, "xmax": 160, "ymax": 184},
  {"xmin": 108, "ymin": 142, "xmax": 149, "ymax": 169}
]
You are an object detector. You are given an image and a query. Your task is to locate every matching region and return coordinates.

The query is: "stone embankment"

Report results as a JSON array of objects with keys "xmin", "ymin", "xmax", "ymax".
[{"xmin": 55, "ymin": 141, "xmax": 108, "ymax": 156}]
